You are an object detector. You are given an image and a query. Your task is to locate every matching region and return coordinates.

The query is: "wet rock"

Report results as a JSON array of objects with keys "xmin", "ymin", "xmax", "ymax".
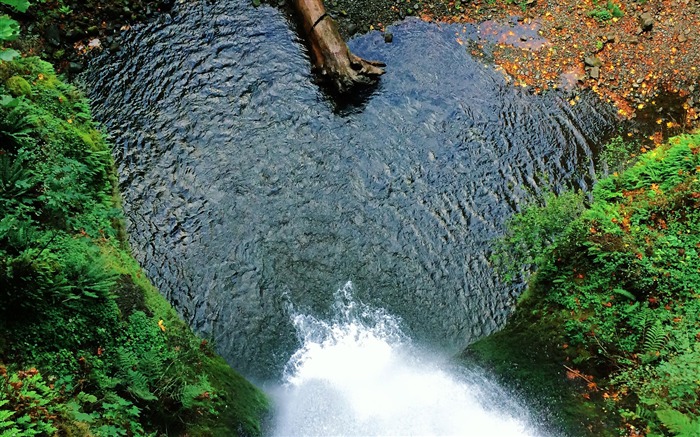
[
  {"xmin": 584, "ymin": 55, "xmax": 602, "ymax": 67},
  {"xmin": 384, "ymin": 32, "xmax": 393, "ymax": 43},
  {"xmin": 45, "ymin": 24, "xmax": 61, "ymax": 47},
  {"xmin": 639, "ymin": 12, "xmax": 654, "ymax": 32},
  {"xmin": 65, "ymin": 28, "xmax": 85, "ymax": 40},
  {"xmin": 68, "ymin": 62, "xmax": 84, "ymax": 74},
  {"xmin": 5, "ymin": 76, "xmax": 32, "ymax": 97},
  {"xmin": 589, "ymin": 66, "xmax": 600, "ymax": 79}
]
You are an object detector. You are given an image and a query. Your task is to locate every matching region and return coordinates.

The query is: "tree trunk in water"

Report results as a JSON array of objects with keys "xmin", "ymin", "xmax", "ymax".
[{"xmin": 293, "ymin": 0, "xmax": 385, "ymax": 93}]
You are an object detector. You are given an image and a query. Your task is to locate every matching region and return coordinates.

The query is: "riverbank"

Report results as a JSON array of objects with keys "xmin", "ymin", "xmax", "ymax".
[
  {"xmin": 7, "ymin": 0, "xmax": 700, "ymax": 136},
  {"xmin": 0, "ymin": 55, "xmax": 268, "ymax": 436},
  {"xmin": 328, "ymin": 0, "xmax": 700, "ymax": 141},
  {"xmin": 2, "ymin": 0, "xmax": 172, "ymax": 73},
  {"xmin": 6, "ymin": 0, "xmax": 700, "ymax": 140},
  {"xmin": 468, "ymin": 132, "xmax": 700, "ymax": 436}
]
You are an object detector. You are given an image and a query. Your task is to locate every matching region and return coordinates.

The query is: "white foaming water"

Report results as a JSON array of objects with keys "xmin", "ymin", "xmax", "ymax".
[{"xmin": 271, "ymin": 282, "xmax": 543, "ymax": 436}]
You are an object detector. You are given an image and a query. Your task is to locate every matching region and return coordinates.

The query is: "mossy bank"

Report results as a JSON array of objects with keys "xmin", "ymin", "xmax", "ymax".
[
  {"xmin": 0, "ymin": 57, "xmax": 268, "ymax": 436},
  {"xmin": 468, "ymin": 133, "xmax": 700, "ymax": 436}
]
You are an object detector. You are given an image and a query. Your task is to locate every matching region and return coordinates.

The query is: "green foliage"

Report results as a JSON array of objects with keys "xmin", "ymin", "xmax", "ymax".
[
  {"xmin": 0, "ymin": 16, "xmax": 19, "ymax": 42},
  {"xmin": 0, "ymin": 0, "xmax": 28, "ymax": 62},
  {"xmin": 655, "ymin": 409, "xmax": 700, "ymax": 436},
  {"xmin": 588, "ymin": 1, "xmax": 624, "ymax": 22},
  {"xmin": 0, "ymin": 0, "xmax": 30, "ymax": 13},
  {"xmin": 490, "ymin": 133, "xmax": 700, "ymax": 434},
  {"xmin": 0, "ymin": 56, "xmax": 268, "ymax": 436},
  {"xmin": 4, "ymin": 75, "xmax": 30, "ymax": 97},
  {"xmin": 491, "ymin": 190, "xmax": 586, "ymax": 283},
  {"xmin": 0, "ymin": 368, "xmax": 61, "ymax": 436},
  {"xmin": 641, "ymin": 320, "xmax": 666, "ymax": 354},
  {"xmin": 599, "ymin": 135, "xmax": 640, "ymax": 175}
]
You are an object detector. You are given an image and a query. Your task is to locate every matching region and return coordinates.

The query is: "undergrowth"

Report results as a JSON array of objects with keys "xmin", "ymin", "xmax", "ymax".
[
  {"xmin": 0, "ymin": 56, "xmax": 268, "ymax": 436},
  {"xmin": 484, "ymin": 133, "xmax": 700, "ymax": 436}
]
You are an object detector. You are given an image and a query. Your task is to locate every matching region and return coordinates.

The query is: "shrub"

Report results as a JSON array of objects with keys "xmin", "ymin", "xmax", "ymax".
[
  {"xmin": 491, "ymin": 134, "xmax": 700, "ymax": 435},
  {"xmin": 588, "ymin": 1, "xmax": 624, "ymax": 22}
]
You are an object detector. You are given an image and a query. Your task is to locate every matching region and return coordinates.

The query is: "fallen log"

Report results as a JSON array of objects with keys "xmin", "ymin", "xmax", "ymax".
[{"xmin": 293, "ymin": 0, "xmax": 385, "ymax": 93}]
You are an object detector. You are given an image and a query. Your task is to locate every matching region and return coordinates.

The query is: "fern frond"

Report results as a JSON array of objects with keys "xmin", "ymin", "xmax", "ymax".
[
  {"xmin": 656, "ymin": 409, "xmax": 700, "ymax": 436},
  {"xmin": 642, "ymin": 321, "xmax": 667, "ymax": 354}
]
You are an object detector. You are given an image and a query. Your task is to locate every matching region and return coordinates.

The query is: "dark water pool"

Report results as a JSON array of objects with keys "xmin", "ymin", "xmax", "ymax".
[{"xmin": 85, "ymin": 0, "xmax": 616, "ymax": 380}]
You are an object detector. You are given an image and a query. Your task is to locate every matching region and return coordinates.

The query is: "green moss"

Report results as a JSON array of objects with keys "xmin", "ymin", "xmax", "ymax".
[
  {"xmin": 0, "ymin": 56, "xmax": 269, "ymax": 436},
  {"xmin": 102, "ymin": 246, "xmax": 270, "ymax": 436},
  {"xmin": 466, "ymin": 303, "xmax": 619, "ymax": 436},
  {"xmin": 482, "ymin": 133, "xmax": 700, "ymax": 436},
  {"xmin": 5, "ymin": 75, "xmax": 32, "ymax": 97}
]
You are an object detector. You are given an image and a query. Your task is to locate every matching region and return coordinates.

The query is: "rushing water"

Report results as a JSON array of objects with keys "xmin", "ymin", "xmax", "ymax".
[
  {"xmin": 271, "ymin": 281, "xmax": 541, "ymax": 436},
  {"xmin": 85, "ymin": 0, "xmax": 615, "ymax": 385}
]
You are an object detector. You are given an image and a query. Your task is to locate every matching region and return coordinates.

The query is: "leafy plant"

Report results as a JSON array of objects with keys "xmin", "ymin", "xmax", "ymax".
[
  {"xmin": 491, "ymin": 134, "xmax": 700, "ymax": 434},
  {"xmin": 0, "ymin": 0, "xmax": 29, "ymax": 61},
  {"xmin": 491, "ymin": 189, "xmax": 585, "ymax": 283},
  {"xmin": 599, "ymin": 135, "xmax": 640, "ymax": 176},
  {"xmin": 588, "ymin": 1, "xmax": 624, "ymax": 22},
  {"xmin": 641, "ymin": 320, "xmax": 666, "ymax": 354},
  {"xmin": 0, "ymin": 367, "xmax": 61, "ymax": 436},
  {"xmin": 656, "ymin": 409, "xmax": 700, "ymax": 436}
]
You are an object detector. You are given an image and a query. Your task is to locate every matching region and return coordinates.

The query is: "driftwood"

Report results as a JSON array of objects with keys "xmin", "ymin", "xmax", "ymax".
[{"xmin": 293, "ymin": 0, "xmax": 385, "ymax": 93}]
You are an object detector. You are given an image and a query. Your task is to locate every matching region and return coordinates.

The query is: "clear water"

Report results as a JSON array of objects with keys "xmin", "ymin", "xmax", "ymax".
[{"xmin": 84, "ymin": 0, "xmax": 615, "ymax": 384}]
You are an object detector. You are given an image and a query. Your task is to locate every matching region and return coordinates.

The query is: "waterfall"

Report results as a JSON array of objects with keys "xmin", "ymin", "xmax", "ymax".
[{"xmin": 271, "ymin": 282, "xmax": 543, "ymax": 436}]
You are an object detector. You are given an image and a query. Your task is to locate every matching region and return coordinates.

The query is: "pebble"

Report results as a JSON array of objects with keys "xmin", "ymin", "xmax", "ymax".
[
  {"xmin": 584, "ymin": 55, "xmax": 603, "ymax": 67},
  {"xmin": 639, "ymin": 12, "xmax": 654, "ymax": 31}
]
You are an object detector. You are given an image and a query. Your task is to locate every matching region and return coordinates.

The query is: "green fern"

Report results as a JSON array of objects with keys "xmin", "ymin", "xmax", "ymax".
[
  {"xmin": 642, "ymin": 321, "xmax": 667, "ymax": 354},
  {"xmin": 0, "ymin": 106, "xmax": 38, "ymax": 152},
  {"xmin": 0, "ymin": 153, "xmax": 32, "ymax": 200},
  {"xmin": 124, "ymin": 369, "xmax": 156, "ymax": 402},
  {"xmin": 0, "ymin": 401, "xmax": 16, "ymax": 431},
  {"xmin": 656, "ymin": 409, "xmax": 700, "ymax": 437},
  {"xmin": 179, "ymin": 376, "xmax": 215, "ymax": 410}
]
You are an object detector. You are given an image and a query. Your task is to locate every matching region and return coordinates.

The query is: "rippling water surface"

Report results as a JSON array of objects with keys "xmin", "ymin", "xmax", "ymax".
[{"xmin": 85, "ymin": 0, "xmax": 615, "ymax": 380}]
